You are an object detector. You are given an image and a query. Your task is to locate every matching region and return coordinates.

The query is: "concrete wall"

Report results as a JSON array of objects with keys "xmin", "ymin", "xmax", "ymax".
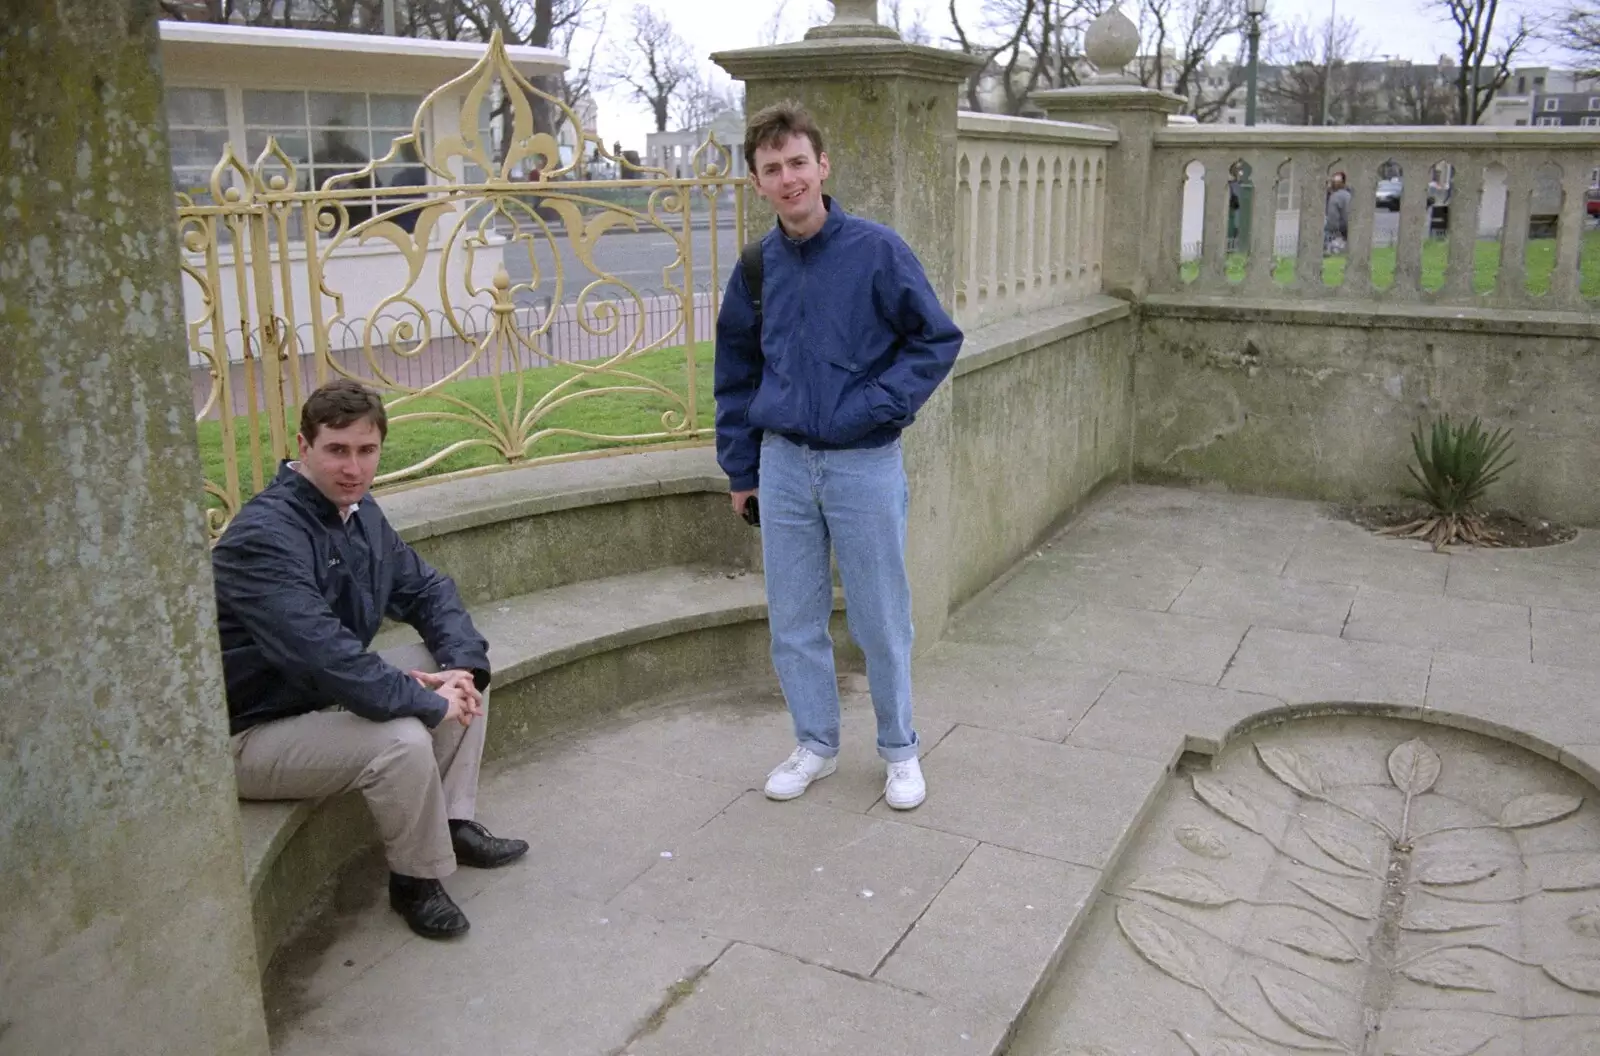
[
  {"xmin": 949, "ymin": 299, "xmax": 1135, "ymax": 607},
  {"xmin": 0, "ymin": 3, "xmax": 269, "ymax": 1054},
  {"xmin": 1135, "ymin": 298, "xmax": 1600, "ymax": 525}
]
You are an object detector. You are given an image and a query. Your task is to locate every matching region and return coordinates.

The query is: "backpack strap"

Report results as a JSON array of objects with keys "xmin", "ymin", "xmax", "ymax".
[{"xmin": 740, "ymin": 240, "xmax": 764, "ymax": 347}]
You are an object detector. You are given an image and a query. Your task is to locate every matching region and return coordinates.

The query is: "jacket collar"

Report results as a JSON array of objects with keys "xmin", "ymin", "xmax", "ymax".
[
  {"xmin": 776, "ymin": 195, "xmax": 845, "ymax": 247},
  {"xmin": 274, "ymin": 460, "xmax": 359, "ymax": 525}
]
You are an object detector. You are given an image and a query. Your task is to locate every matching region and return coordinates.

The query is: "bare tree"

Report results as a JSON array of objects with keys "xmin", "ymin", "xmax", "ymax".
[
  {"xmin": 673, "ymin": 68, "xmax": 741, "ymax": 131},
  {"xmin": 1552, "ymin": 3, "xmax": 1600, "ymax": 79},
  {"xmin": 1133, "ymin": 0, "xmax": 1243, "ymax": 122},
  {"xmin": 1385, "ymin": 63, "xmax": 1458, "ymax": 125},
  {"xmin": 1432, "ymin": 0, "xmax": 1534, "ymax": 124},
  {"xmin": 948, "ymin": 0, "xmax": 1102, "ymax": 115},
  {"xmin": 608, "ymin": 5, "xmax": 695, "ymax": 132},
  {"xmin": 886, "ymin": 0, "xmax": 934, "ymax": 45},
  {"xmin": 1258, "ymin": 16, "xmax": 1368, "ymax": 125}
]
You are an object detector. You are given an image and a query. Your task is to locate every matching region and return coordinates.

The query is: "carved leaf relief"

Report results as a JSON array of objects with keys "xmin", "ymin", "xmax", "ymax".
[
  {"xmin": 1176, "ymin": 824, "xmax": 1232, "ymax": 859},
  {"xmin": 1543, "ymin": 954, "xmax": 1600, "ymax": 995},
  {"xmin": 1401, "ymin": 952, "xmax": 1496, "ymax": 992},
  {"xmin": 1256, "ymin": 744, "xmax": 1326, "ymax": 797},
  {"xmin": 1116, "ymin": 904, "xmax": 1207, "ymax": 990},
  {"xmin": 1128, "ymin": 868, "xmax": 1235, "ymax": 907},
  {"xmin": 1175, "ymin": 1034, "xmax": 1284, "ymax": 1056},
  {"xmin": 1414, "ymin": 855, "xmax": 1502, "ymax": 887},
  {"xmin": 1292, "ymin": 875, "xmax": 1378, "ymax": 920},
  {"xmin": 1543, "ymin": 856, "xmax": 1600, "ymax": 893},
  {"xmin": 1256, "ymin": 974, "xmax": 1342, "ymax": 1041},
  {"xmin": 1402, "ymin": 904, "xmax": 1503, "ymax": 933},
  {"xmin": 1303, "ymin": 818, "xmax": 1377, "ymax": 873},
  {"xmin": 1271, "ymin": 916, "xmax": 1362, "ymax": 963},
  {"xmin": 1499, "ymin": 793, "xmax": 1583, "ymax": 829},
  {"xmin": 1388, "ymin": 739, "xmax": 1443, "ymax": 796},
  {"xmin": 1192, "ymin": 775, "xmax": 1265, "ymax": 835},
  {"xmin": 1567, "ymin": 906, "xmax": 1600, "ymax": 938}
]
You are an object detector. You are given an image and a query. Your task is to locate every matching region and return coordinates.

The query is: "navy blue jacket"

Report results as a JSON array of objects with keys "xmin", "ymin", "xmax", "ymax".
[
  {"xmin": 212, "ymin": 463, "xmax": 490, "ymax": 735},
  {"xmin": 713, "ymin": 199, "xmax": 964, "ymax": 491}
]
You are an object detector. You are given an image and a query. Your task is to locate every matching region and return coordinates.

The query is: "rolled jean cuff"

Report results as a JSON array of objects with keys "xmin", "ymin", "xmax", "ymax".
[
  {"xmin": 799, "ymin": 739, "xmax": 840, "ymax": 760},
  {"xmin": 879, "ymin": 736, "xmax": 919, "ymax": 764}
]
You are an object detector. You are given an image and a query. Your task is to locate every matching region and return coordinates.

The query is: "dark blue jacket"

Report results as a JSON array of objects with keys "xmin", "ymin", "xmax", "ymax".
[
  {"xmin": 713, "ymin": 199, "xmax": 964, "ymax": 491},
  {"xmin": 212, "ymin": 463, "xmax": 490, "ymax": 735}
]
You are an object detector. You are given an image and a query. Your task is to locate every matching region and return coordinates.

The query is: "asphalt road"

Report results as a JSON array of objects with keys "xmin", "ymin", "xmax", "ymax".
[{"xmin": 502, "ymin": 221, "xmax": 741, "ymax": 305}]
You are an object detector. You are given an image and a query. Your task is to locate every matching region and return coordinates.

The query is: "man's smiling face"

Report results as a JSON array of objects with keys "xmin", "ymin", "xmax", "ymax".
[{"xmin": 751, "ymin": 132, "xmax": 831, "ymax": 239}]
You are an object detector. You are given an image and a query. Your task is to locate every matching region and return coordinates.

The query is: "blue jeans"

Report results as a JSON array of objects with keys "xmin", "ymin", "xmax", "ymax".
[{"xmin": 759, "ymin": 432, "xmax": 918, "ymax": 763}]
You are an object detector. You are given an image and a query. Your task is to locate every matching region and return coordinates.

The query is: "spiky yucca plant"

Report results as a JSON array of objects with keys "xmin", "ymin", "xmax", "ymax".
[{"xmin": 1381, "ymin": 415, "xmax": 1515, "ymax": 551}]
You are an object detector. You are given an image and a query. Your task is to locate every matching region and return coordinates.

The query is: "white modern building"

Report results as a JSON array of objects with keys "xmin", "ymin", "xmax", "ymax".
[{"xmin": 645, "ymin": 111, "xmax": 749, "ymax": 179}]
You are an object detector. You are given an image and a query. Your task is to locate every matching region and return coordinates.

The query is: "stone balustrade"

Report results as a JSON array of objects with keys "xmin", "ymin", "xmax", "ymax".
[
  {"xmin": 1150, "ymin": 125, "xmax": 1600, "ymax": 309},
  {"xmin": 954, "ymin": 113, "xmax": 1117, "ymax": 329}
]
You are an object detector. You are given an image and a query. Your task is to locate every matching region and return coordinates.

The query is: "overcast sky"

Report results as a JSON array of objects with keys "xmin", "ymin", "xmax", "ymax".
[{"xmin": 581, "ymin": 0, "xmax": 1557, "ymax": 154}]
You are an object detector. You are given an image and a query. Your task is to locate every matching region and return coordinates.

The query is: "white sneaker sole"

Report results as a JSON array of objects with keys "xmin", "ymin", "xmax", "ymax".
[
  {"xmin": 764, "ymin": 758, "xmax": 838, "ymax": 801},
  {"xmin": 885, "ymin": 787, "xmax": 925, "ymax": 810}
]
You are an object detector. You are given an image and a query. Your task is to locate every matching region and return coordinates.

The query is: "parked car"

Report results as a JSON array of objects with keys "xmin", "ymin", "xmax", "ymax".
[
  {"xmin": 1376, "ymin": 177, "xmax": 1402, "ymax": 211},
  {"xmin": 1588, "ymin": 187, "xmax": 1600, "ymax": 218}
]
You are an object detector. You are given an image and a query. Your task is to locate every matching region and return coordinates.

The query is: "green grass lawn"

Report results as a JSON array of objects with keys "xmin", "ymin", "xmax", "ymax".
[
  {"xmin": 1179, "ymin": 231, "xmax": 1600, "ymax": 296},
  {"xmin": 198, "ymin": 342, "xmax": 714, "ymax": 507}
]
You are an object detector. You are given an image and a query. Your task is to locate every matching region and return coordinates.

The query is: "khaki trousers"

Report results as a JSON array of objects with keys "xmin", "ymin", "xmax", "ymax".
[{"xmin": 231, "ymin": 695, "xmax": 488, "ymax": 880}]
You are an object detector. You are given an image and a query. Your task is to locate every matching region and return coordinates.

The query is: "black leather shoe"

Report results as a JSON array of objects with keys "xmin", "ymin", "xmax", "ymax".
[
  {"xmin": 449, "ymin": 819, "xmax": 530, "ymax": 869},
  {"xmin": 388, "ymin": 873, "xmax": 470, "ymax": 939}
]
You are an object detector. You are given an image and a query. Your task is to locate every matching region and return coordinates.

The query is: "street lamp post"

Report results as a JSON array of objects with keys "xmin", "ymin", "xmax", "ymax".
[{"xmin": 1244, "ymin": 0, "xmax": 1265, "ymax": 127}]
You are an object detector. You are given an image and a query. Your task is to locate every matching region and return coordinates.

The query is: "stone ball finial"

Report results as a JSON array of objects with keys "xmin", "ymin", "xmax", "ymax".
[{"xmin": 1083, "ymin": 4, "xmax": 1140, "ymax": 83}]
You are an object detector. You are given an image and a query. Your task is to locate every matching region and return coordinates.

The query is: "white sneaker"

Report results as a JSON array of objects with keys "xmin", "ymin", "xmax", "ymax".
[
  {"xmin": 885, "ymin": 757, "xmax": 926, "ymax": 810},
  {"xmin": 764, "ymin": 747, "xmax": 837, "ymax": 801}
]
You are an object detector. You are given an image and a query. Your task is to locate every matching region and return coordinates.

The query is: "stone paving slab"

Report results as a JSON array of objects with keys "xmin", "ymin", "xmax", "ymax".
[
  {"xmin": 609, "ymin": 792, "xmax": 975, "ymax": 976},
  {"xmin": 1221, "ymin": 626, "xmax": 1433, "ymax": 706},
  {"xmin": 874, "ymin": 843, "xmax": 1100, "ymax": 1021},
  {"xmin": 1533, "ymin": 607, "xmax": 1600, "ymax": 670},
  {"xmin": 1425, "ymin": 650, "xmax": 1600, "ymax": 757},
  {"xmin": 1067, "ymin": 672, "xmax": 1285, "ymax": 760},
  {"xmin": 273, "ymin": 882, "xmax": 725, "ymax": 1056},
  {"xmin": 1038, "ymin": 602, "xmax": 1249, "ymax": 684},
  {"xmin": 1343, "ymin": 586, "xmax": 1532, "ymax": 660},
  {"xmin": 1168, "ymin": 566, "xmax": 1357, "ymax": 636},
  {"xmin": 1281, "ymin": 527, "xmax": 1450, "ymax": 596},
  {"xmin": 471, "ymin": 748, "xmax": 744, "ymax": 902},
  {"xmin": 1024, "ymin": 549, "xmax": 1201, "ymax": 611},
  {"xmin": 549, "ymin": 686, "xmax": 955, "ymax": 815},
  {"xmin": 625, "ymin": 943, "xmax": 1007, "ymax": 1056},
  {"xmin": 912, "ymin": 642, "xmax": 1117, "ymax": 742},
  {"xmin": 868, "ymin": 724, "xmax": 1168, "ymax": 869},
  {"xmin": 1446, "ymin": 554, "xmax": 1600, "ymax": 613}
]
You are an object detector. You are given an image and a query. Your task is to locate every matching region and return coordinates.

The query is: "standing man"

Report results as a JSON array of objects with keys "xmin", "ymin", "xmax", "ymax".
[
  {"xmin": 714, "ymin": 102, "xmax": 964, "ymax": 810},
  {"xmin": 212, "ymin": 379, "xmax": 528, "ymax": 940},
  {"xmin": 1325, "ymin": 170, "xmax": 1352, "ymax": 256}
]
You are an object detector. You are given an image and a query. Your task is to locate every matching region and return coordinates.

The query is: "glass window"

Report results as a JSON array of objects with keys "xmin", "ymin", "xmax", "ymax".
[
  {"xmin": 1582, "ymin": 116, "xmax": 1600, "ymax": 127},
  {"xmin": 165, "ymin": 87, "xmax": 230, "ymax": 211},
  {"xmin": 1589, "ymin": 98, "xmax": 1600, "ymax": 110},
  {"xmin": 1544, "ymin": 98, "xmax": 1560, "ymax": 112},
  {"xmin": 1537, "ymin": 116, "xmax": 1562, "ymax": 127},
  {"xmin": 242, "ymin": 88, "xmax": 423, "ymax": 237}
]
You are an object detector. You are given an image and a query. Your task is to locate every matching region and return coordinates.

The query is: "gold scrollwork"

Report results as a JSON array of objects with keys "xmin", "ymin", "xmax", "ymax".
[{"xmin": 177, "ymin": 30, "xmax": 746, "ymax": 540}]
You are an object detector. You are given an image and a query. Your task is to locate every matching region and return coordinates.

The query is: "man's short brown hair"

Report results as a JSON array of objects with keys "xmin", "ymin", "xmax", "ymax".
[
  {"xmin": 744, "ymin": 101, "xmax": 825, "ymax": 175},
  {"xmin": 299, "ymin": 378, "xmax": 387, "ymax": 445}
]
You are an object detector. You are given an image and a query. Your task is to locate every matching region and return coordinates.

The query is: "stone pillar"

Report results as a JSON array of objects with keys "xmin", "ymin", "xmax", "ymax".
[
  {"xmin": 0, "ymin": 4, "xmax": 270, "ymax": 1055},
  {"xmin": 713, "ymin": 5, "xmax": 981, "ymax": 649},
  {"xmin": 1032, "ymin": 6, "xmax": 1184, "ymax": 302}
]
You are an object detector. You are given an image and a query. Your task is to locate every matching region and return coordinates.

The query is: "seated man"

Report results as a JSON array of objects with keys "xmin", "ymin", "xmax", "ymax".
[{"xmin": 212, "ymin": 378, "xmax": 527, "ymax": 940}]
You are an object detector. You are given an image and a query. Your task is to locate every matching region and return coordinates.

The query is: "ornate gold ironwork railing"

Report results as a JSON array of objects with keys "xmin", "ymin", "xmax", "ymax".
[{"xmin": 178, "ymin": 31, "xmax": 746, "ymax": 539}]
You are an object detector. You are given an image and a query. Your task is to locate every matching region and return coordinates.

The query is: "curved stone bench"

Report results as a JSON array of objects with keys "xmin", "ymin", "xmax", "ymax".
[{"xmin": 236, "ymin": 450, "xmax": 855, "ymax": 971}]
